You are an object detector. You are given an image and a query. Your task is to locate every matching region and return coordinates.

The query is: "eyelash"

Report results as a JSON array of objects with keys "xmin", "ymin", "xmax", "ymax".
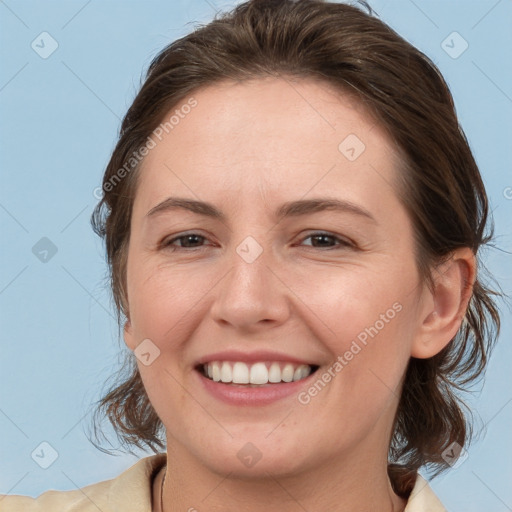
[{"xmin": 162, "ymin": 232, "xmax": 354, "ymax": 251}]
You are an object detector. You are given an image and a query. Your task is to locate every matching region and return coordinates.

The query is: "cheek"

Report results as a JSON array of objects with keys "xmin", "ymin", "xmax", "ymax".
[
  {"xmin": 291, "ymin": 264, "xmax": 416, "ymax": 400},
  {"xmin": 128, "ymin": 262, "xmax": 212, "ymax": 343},
  {"xmin": 291, "ymin": 263, "xmax": 412, "ymax": 346}
]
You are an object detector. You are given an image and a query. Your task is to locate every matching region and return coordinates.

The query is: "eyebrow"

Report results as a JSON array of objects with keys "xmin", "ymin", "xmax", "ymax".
[{"xmin": 145, "ymin": 196, "xmax": 376, "ymax": 223}]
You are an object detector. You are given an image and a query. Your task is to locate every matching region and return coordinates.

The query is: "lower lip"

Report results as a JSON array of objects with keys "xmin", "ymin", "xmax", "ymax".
[{"xmin": 196, "ymin": 369, "xmax": 317, "ymax": 406}]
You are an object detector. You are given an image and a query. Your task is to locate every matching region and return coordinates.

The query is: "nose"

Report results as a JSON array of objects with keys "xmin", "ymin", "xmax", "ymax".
[{"xmin": 210, "ymin": 244, "xmax": 291, "ymax": 331}]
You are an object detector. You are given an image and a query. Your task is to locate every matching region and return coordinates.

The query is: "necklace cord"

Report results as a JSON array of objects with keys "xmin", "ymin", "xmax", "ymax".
[{"xmin": 160, "ymin": 464, "xmax": 167, "ymax": 512}]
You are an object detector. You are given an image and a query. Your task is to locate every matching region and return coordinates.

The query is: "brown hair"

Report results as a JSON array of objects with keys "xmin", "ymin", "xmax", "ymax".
[{"xmin": 89, "ymin": 0, "xmax": 500, "ymax": 496}]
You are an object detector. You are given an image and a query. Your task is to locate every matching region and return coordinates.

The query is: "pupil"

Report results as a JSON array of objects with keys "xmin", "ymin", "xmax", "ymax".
[
  {"xmin": 314, "ymin": 235, "xmax": 331, "ymax": 246},
  {"xmin": 184, "ymin": 235, "xmax": 201, "ymax": 247}
]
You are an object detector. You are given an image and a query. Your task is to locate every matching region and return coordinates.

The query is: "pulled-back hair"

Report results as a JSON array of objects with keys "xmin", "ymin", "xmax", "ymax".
[{"xmin": 89, "ymin": 0, "xmax": 500, "ymax": 496}]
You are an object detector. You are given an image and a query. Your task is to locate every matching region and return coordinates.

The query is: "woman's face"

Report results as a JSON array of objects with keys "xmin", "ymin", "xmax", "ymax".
[{"xmin": 124, "ymin": 77, "xmax": 429, "ymax": 477}]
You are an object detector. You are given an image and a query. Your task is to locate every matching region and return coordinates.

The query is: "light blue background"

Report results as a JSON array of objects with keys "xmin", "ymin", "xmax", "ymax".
[{"xmin": 0, "ymin": 1, "xmax": 511, "ymax": 510}]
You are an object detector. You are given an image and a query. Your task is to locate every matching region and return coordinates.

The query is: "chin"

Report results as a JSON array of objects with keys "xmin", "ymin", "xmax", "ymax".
[{"xmin": 189, "ymin": 433, "xmax": 312, "ymax": 479}]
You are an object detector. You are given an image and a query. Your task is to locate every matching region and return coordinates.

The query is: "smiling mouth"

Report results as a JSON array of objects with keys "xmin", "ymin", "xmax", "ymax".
[{"xmin": 197, "ymin": 361, "xmax": 319, "ymax": 385}]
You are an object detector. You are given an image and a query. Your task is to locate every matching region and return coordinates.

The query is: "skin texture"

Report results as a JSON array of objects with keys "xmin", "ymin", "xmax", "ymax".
[{"xmin": 123, "ymin": 77, "xmax": 475, "ymax": 512}]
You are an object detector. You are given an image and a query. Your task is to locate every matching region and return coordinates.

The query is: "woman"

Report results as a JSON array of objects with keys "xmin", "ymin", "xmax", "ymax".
[{"xmin": 1, "ymin": 0, "xmax": 500, "ymax": 510}]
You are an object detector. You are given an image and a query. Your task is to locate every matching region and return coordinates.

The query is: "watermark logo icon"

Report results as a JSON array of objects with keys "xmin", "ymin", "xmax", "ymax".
[
  {"xmin": 134, "ymin": 338, "xmax": 161, "ymax": 366},
  {"xmin": 31, "ymin": 32, "xmax": 59, "ymax": 59},
  {"xmin": 441, "ymin": 32, "xmax": 468, "ymax": 59},
  {"xmin": 441, "ymin": 441, "xmax": 468, "ymax": 468},
  {"xmin": 32, "ymin": 237, "xmax": 58, "ymax": 263},
  {"xmin": 338, "ymin": 134, "xmax": 366, "ymax": 161},
  {"xmin": 31, "ymin": 441, "xmax": 59, "ymax": 469},
  {"xmin": 237, "ymin": 442, "xmax": 263, "ymax": 468},
  {"xmin": 236, "ymin": 236, "xmax": 263, "ymax": 263}
]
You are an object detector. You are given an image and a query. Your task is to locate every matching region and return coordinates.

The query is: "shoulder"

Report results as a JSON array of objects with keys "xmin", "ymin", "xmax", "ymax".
[
  {"xmin": 0, "ymin": 453, "xmax": 166, "ymax": 512},
  {"xmin": 404, "ymin": 473, "xmax": 447, "ymax": 512},
  {"xmin": 1, "ymin": 457, "xmax": 446, "ymax": 511}
]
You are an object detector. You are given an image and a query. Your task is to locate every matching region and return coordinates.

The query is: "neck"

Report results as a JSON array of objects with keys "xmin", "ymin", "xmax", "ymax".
[{"xmin": 159, "ymin": 443, "xmax": 407, "ymax": 512}]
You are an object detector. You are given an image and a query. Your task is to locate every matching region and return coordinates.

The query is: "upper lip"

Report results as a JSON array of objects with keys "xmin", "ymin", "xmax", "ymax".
[{"xmin": 195, "ymin": 350, "xmax": 319, "ymax": 367}]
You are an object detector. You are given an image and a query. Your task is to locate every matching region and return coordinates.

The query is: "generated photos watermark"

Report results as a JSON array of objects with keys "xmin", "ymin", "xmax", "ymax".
[
  {"xmin": 93, "ymin": 97, "xmax": 198, "ymax": 199},
  {"xmin": 297, "ymin": 301, "xmax": 403, "ymax": 405}
]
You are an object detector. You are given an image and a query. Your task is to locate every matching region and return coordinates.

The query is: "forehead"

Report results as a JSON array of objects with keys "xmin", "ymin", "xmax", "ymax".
[{"xmin": 134, "ymin": 76, "xmax": 403, "ymax": 217}]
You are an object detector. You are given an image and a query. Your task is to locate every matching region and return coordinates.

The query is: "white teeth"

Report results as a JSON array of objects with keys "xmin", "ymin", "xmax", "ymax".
[
  {"xmin": 220, "ymin": 362, "xmax": 232, "ymax": 383},
  {"xmin": 212, "ymin": 362, "xmax": 221, "ymax": 382},
  {"xmin": 250, "ymin": 362, "xmax": 268, "ymax": 384},
  {"xmin": 281, "ymin": 363, "xmax": 294, "ymax": 382},
  {"xmin": 202, "ymin": 361, "xmax": 313, "ymax": 385},
  {"xmin": 268, "ymin": 362, "xmax": 281, "ymax": 383},
  {"xmin": 232, "ymin": 362, "xmax": 249, "ymax": 384},
  {"xmin": 293, "ymin": 365, "xmax": 311, "ymax": 381}
]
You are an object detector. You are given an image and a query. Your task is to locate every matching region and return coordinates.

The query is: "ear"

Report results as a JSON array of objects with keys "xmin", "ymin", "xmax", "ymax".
[
  {"xmin": 411, "ymin": 247, "xmax": 476, "ymax": 359},
  {"xmin": 123, "ymin": 317, "xmax": 137, "ymax": 351}
]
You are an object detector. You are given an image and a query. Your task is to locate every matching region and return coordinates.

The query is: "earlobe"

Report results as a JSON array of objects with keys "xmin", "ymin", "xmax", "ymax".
[
  {"xmin": 411, "ymin": 248, "xmax": 476, "ymax": 359},
  {"xmin": 123, "ymin": 318, "xmax": 136, "ymax": 351}
]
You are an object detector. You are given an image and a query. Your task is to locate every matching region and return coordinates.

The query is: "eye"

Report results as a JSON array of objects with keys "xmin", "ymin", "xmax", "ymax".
[
  {"xmin": 161, "ymin": 231, "xmax": 354, "ymax": 251},
  {"xmin": 162, "ymin": 232, "xmax": 209, "ymax": 250},
  {"xmin": 299, "ymin": 232, "xmax": 354, "ymax": 249}
]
